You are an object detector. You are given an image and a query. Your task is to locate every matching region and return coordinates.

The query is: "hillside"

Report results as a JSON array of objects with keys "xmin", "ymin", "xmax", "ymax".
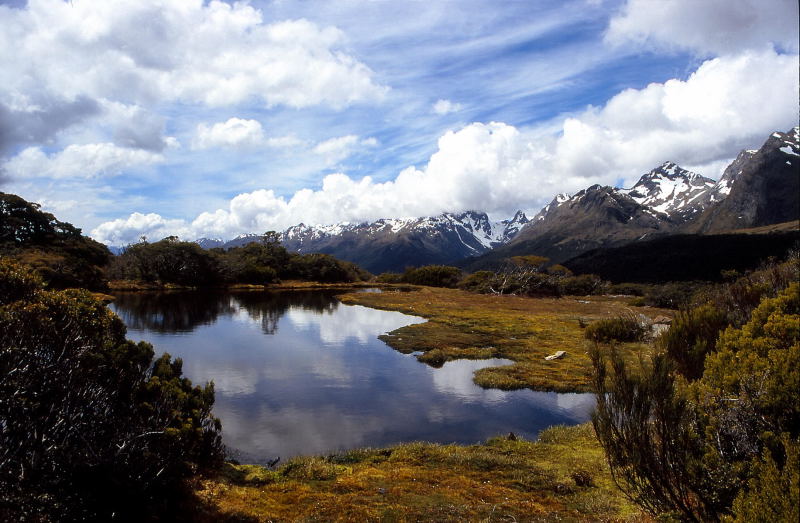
[
  {"xmin": 0, "ymin": 192, "xmax": 111, "ymax": 290},
  {"xmin": 690, "ymin": 127, "xmax": 800, "ymax": 232},
  {"xmin": 563, "ymin": 225, "xmax": 799, "ymax": 283}
]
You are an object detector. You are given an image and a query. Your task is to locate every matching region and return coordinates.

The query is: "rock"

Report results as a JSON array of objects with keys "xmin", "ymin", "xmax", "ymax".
[
  {"xmin": 544, "ymin": 350, "xmax": 567, "ymax": 361},
  {"xmin": 652, "ymin": 315, "xmax": 672, "ymax": 324}
]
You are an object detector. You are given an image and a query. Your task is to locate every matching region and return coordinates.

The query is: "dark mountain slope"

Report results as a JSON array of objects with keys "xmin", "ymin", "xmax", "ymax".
[
  {"xmin": 690, "ymin": 127, "xmax": 799, "ymax": 233},
  {"xmin": 463, "ymin": 185, "xmax": 676, "ymax": 270},
  {"xmin": 215, "ymin": 211, "xmax": 529, "ymax": 274},
  {"xmin": 563, "ymin": 227, "xmax": 799, "ymax": 283}
]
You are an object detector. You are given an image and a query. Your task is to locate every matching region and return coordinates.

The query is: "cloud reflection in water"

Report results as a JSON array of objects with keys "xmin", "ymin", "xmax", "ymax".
[{"xmin": 111, "ymin": 290, "xmax": 594, "ymax": 463}]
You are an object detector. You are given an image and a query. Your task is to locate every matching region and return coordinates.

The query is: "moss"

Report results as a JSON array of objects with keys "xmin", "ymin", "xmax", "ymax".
[
  {"xmin": 339, "ymin": 286, "xmax": 670, "ymax": 392},
  {"xmin": 197, "ymin": 423, "xmax": 644, "ymax": 522}
]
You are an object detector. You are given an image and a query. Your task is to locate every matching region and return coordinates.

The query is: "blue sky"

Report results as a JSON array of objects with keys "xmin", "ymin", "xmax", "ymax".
[{"xmin": 0, "ymin": 0, "xmax": 797, "ymax": 244}]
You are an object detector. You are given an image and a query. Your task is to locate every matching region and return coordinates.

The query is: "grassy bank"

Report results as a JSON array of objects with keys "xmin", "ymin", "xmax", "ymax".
[
  {"xmin": 195, "ymin": 423, "xmax": 645, "ymax": 522},
  {"xmin": 338, "ymin": 287, "xmax": 671, "ymax": 392}
]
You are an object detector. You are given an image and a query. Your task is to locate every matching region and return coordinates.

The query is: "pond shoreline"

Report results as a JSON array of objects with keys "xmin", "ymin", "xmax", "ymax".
[{"xmin": 107, "ymin": 279, "xmax": 414, "ymax": 292}]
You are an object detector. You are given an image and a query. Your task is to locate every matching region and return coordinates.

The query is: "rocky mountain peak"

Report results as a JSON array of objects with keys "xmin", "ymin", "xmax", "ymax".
[{"xmin": 619, "ymin": 162, "xmax": 715, "ymax": 222}]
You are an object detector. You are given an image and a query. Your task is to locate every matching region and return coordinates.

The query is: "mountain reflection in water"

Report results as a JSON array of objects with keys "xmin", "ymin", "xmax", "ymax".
[{"xmin": 110, "ymin": 290, "xmax": 594, "ymax": 463}]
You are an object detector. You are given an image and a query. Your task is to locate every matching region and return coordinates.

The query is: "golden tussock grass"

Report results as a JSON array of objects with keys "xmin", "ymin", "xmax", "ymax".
[
  {"xmin": 195, "ymin": 423, "xmax": 650, "ymax": 522},
  {"xmin": 338, "ymin": 286, "xmax": 671, "ymax": 392}
]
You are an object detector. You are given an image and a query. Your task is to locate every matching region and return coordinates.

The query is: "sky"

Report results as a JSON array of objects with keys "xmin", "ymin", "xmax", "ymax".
[{"xmin": 0, "ymin": 0, "xmax": 797, "ymax": 245}]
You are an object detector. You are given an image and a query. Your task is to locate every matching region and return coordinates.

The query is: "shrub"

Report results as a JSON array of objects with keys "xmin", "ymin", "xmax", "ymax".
[
  {"xmin": 0, "ymin": 259, "xmax": 223, "ymax": 520},
  {"xmin": 592, "ymin": 282, "xmax": 800, "ymax": 521},
  {"xmin": 400, "ymin": 265, "xmax": 462, "ymax": 288},
  {"xmin": 109, "ymin": 237, "xmax": 221, "ymax": 286},
  {"xmin": 457, "ymin": 270, "xmax": 495, "ymax": 293},
  {"xmin": 641, "ymin": 281, "xmax": 706, "ymax": 309},
  {"xmin": 287, "ymin": 253, "xmax": 365, "ymax": 283},
  {"xmin": 376, "ymin": 271, "xmax": 403, "ymax": 283},
  {"xmin": 584, "ymin": 315, "xmax": 647, "ymax": 343},
  {"xmin": 657, "ymin": 303, "xmax": 728, "ymax": 381},
  {"xmin": 559, "ymin": 274, "xmax": 608, "ymax": 296},
  {"xmin": 727, "ymin": 438, "xmax": 799, "ymax": 523},
  {"xmin": 608, "ymin": 282, "xmax": 648, "ymax": 296}
]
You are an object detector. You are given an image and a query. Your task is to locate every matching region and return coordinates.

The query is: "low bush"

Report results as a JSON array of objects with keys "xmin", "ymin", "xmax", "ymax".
[
  {"xmin": 376, "ymin": 272, "xmax": 403, "ymax": 283},
  {"xmin": 559, "ymin": 274, "xmax": 608, "ymax": 296},
  {"xmin": 400, "ymin": 265, "xmax": 462, "ymax": 288},
  {"xmin": 584, "ymin": 315, "xmax": 647, "ymax": 343}
]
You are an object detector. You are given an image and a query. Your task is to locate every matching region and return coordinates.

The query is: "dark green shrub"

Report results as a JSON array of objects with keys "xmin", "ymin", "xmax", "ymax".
[
  {"xmin": 592, "ymin": 282, "xmax": 800, "ymax": 521},
  {"xmin": 376, "ymin": 272, "xmax": 403, "ymax": 283},
  {"xmin": 641, "ymin": 281, "xmax": 706, "ymax": 309},
  {"xmin": 584, "ymin": 316, "xmax": 647, "ymax": 343},
  {"xmin": 608, "ymin": 282, "xmax": 648, "ymax": 296},
  {"xmin": 560, "ymin": 274, "xmax": 608, "ymax": 296},
  {"xmin": 400, "ymin": 265, "xmax": 462, "ymax": 288},
  {"xmin": 658, "ymin": 303, "xmax": 728, "ymax": 380},
  {"xmin": 458, "ymin": 270, "xmax": 495, "ymax": 292},
  {"xmin": 109, "ymin": 237, "xmax": 221, "ymax": 286},
  {"xmin": 286, "ymin": 253, "xmax": 366, "ymax": 283},
  {"xmin": 0, "ymin": 259, "xmax": 223, "ymax": 521}
]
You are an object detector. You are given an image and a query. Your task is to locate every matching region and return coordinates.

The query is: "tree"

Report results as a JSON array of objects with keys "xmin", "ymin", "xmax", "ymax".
[{"xmin": 0, "ymin": 259, "xmax": 223, "ymax": 520}]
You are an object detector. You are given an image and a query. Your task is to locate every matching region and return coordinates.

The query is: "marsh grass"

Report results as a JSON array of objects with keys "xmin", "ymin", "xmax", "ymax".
[
  {"xmin": 339, "ymin": 286, "xmax": 670, "ymax": 392},
  {"xmin": 196, "ymin": 423, "xmax": 647, "ymax": 522}
]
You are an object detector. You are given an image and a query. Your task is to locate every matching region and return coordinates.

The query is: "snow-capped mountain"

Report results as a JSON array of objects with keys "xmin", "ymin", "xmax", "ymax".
[
  {"xmin": 213, "ymin": 210, "xmax": 529, "ymax": 273},
  {"xmin": 195, "ymin": 237, "xmax": 225, "ymax": 249},
  {"xmin": 619, "ymin": 162, "xmax": 717, "ymax": 223},
  {"xmin": 467, "ymin": 127, "xmax": 799, "ymax": 270}
]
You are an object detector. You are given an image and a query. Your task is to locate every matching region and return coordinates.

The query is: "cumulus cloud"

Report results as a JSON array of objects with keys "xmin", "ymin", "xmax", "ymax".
[
  {"xmin": 4, "ymin": 143, "xmax": 163, "ymax": 180},
  {"xmin": 192, "ymin": 118, "xmax": 266, "ymax": 150},
  {"xmin": 90, "ymin": 48, "xmax": 798, "ymax": 245},
  {"xmin": 90, "ymin": 212, "xmax": 190, "ymax": 246},
  {"xmin": 606, "ymin": 0, "xmax": 799, "ymax": 55},
  {"xmin": 0, "ymin": 96, "xmax": 101, "ymax": 154},
  {"xmin": 432, "ymin": 99, "xmax": 463, "ymax": 115},
  {"xmin": 104, "ymin": 102, "xmax": 170, "ymax": 152},
  {"xmin": 0, "ymin": 0, "xmax": 387, "ymax": 113}
]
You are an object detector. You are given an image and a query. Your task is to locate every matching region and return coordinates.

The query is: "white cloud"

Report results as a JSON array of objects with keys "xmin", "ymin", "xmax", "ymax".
[
  {"xmin": 3, "ymin": 142, "xmax": 163, "ymax": 180},
  {"xmin": 606, "ymin": 0, "xmax": 799, "ymax": 55},
  {"xmin": 193, "ymin": 118, "xmax": 266, "ymax": 150},
  {"xmin": 312, "ymin": 134, "xmax": 378, "ymax": 164},
  {"xmin": 432, "ymin": 99, "xmax": 463, "ymax": 115},
  {"xmin": 0, "ymin": 0, "xmax": 387, "ymax": 113},
  {"xmin": 265, "ymin": 135, "xmax": 305, "ymax": 148},
  {"xmin": 90, "ymin": 212, "xmax": 190, "ymax": 246},
  {"xmin": 91, "ymin": 49, "xmax": 798, "ymax": 245}
]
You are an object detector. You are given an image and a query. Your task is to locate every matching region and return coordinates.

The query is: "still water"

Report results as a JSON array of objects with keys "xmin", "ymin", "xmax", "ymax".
[{"xmin": 110, "ymin": 290, "xmax": 594, "ymax": 463}]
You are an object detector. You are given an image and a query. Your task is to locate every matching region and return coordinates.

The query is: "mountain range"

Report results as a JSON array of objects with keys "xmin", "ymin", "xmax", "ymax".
[{"xmin": 189, "ymin": 127, "xmax": 798, "ymax": 274}]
